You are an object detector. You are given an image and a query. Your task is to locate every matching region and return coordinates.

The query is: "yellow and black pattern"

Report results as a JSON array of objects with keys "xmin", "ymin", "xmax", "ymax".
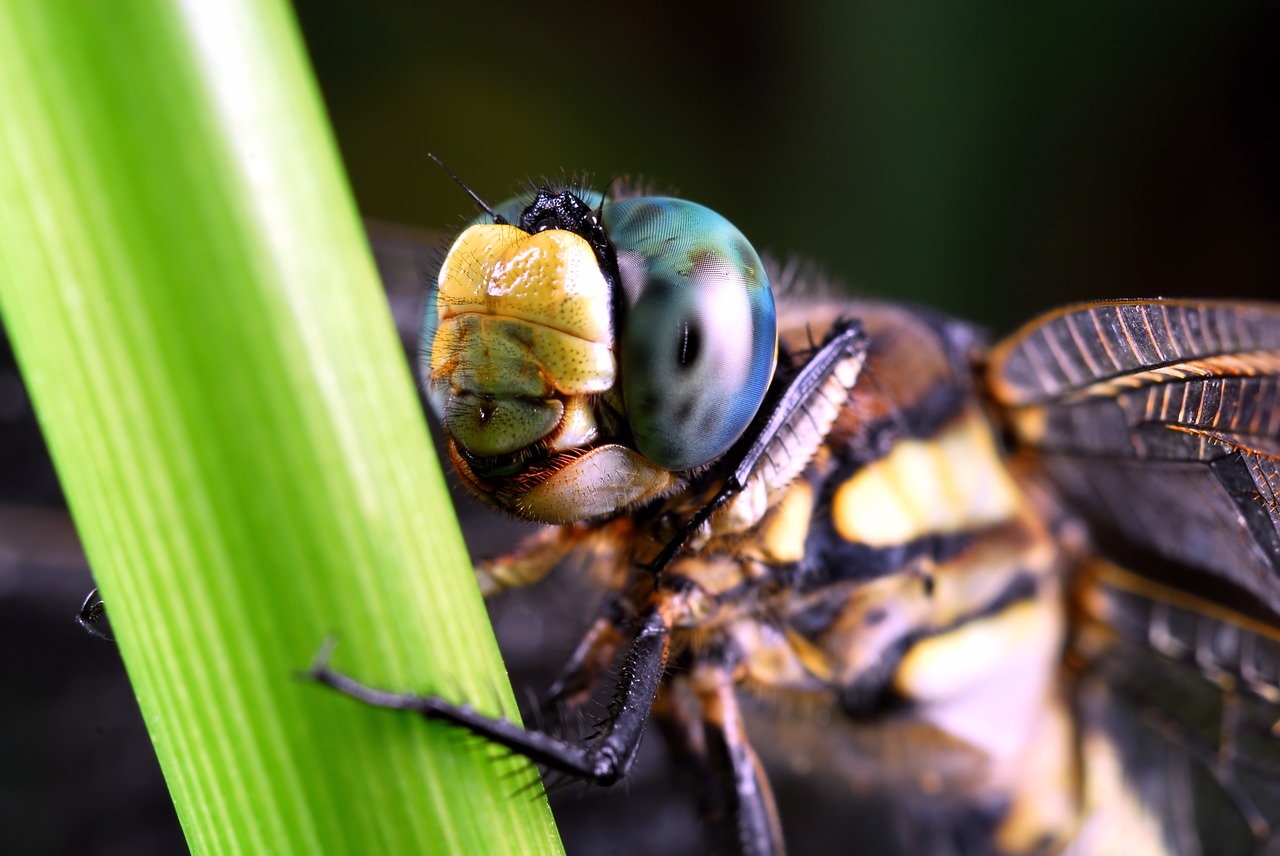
[
  {"xmin": 617, "ymin": 300, "xmax": 1080, "ymax": 853},
  {"xmin": 317, "ymin": 191, "xmax": 1280, "ymax": 856}
]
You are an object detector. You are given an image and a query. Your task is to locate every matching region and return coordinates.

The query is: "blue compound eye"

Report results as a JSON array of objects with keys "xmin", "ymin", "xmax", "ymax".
[{"xmin": 605, "ymin": 198, "xmax": 778, "ymax": 472}]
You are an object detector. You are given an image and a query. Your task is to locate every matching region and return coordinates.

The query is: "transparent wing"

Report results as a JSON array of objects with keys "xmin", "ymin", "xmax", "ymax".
[
  {"xmin": 989, "ymin": 300, "xmax": 1280, "ymax": 613},
  {"xmin": 1074, "ymin": 559, "xmax": 1280, "ymax": 854},
  {"xmin": 989, "ymin": 300, "xmax": 1280, "ymax": 851}
]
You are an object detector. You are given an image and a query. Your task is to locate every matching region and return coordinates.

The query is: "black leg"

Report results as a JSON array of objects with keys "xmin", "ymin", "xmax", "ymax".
[
  {"xmin": 308, "ymin": 607, "xmax": 670, "ymax": 787},
  {"xmin": 77, "ymin": 587, "xmax": 113, "ymax": 641}
]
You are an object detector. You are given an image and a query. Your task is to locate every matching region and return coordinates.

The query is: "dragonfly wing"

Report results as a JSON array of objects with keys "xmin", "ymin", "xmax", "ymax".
[
  {"xmin": 989, "ymin": 300, "xmax": 1280, "ymax": 613},
  {"xmin": 1073, "ymin": 559, "xmax": 1280, "ymax": 853}
]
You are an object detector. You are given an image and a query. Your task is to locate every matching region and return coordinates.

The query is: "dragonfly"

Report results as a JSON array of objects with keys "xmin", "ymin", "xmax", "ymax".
[{"xmin": 301, "ymin": 171, "xmax": 1280, "ymax": 856}]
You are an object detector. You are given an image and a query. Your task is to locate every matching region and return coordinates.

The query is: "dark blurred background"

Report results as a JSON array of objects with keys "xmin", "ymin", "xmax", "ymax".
[
  {"xmin": 307, "ymin": 0, "xmax": 1279, "ymax": 324},
  {"xmin": 3, "ymin": 2, "xmax": 1277, "ymax": 854}
]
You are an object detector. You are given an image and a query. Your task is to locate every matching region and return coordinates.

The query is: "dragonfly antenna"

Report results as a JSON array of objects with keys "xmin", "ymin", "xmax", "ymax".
[
  {"xmin": 427, "ymin": 153, "xmax": 506, "ymax": 224},
  {"xmin": 595, "ymin": 176, "xmax": 612, "ymax": 220}
]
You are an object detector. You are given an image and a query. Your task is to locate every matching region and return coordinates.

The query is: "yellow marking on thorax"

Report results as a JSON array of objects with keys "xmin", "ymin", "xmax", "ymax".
[
  {"xmin": 760, "ymin": 481, "xmax": 815, "ymax": 563},
  {"xmin": 894, "ymin": 587, "xmax": 1078, "ymax": 849},
  {"xmin": 733, "ymin": 621, "xmax": 836, "ymax": 690},
  {"xmin": 996, "ymin": 697, "xmax": 1079, "ymax": 854},
  {"xmin": 832, "ymin": 407, "xmax": 1021, "ymax": 547},
  {"xmin": 893, "ymin": 595, "xmax": 1062, "ymax": 705}
]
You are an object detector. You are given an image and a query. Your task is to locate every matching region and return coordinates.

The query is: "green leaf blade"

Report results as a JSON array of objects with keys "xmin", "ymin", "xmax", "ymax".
[{"xmin": 0, "ymin": 2, "xmax": 562, "ymax": 853}]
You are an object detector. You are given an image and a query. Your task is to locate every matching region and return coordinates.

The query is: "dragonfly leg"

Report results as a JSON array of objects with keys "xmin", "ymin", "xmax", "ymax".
[
  {"xmin": 77, "ymin": 587, "xmax": 113, "ymax": 641},
  {"xmin": 694, "ymin": 657, "xmax": 785, "ymax": 856},
  {"xmin": 308, "ymin": 606, "xmax": 670, "ymax": 787},
  {"xmin": 474, "ymin": 524, "xmax": 590, "ymax": 598},
  {"xmin": 541, "ymin": 591, "xmax": 628, "ymax": 712}
]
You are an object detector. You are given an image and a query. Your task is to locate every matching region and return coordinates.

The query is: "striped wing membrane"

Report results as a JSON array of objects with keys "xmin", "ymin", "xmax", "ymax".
[{"xmin": 990, "ymin": 300, "xmax": 1280, "ymax": 613}]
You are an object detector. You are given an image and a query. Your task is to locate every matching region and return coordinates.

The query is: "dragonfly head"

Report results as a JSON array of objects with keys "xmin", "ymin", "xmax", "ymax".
[{"xmin": 423, "ymin": 186, "xmax": 777, "ymax": 523}]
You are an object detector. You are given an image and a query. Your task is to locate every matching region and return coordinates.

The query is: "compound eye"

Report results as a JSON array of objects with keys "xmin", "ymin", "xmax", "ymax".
[{"xmin": 607, "ymin": 198, "xmax": 777, "ymax": 472}]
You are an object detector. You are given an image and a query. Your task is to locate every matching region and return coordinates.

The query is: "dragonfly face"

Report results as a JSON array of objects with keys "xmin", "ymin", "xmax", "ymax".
[
  {"xmin": 422, "ymin": 186, "xmax": 777, "ymax": 522},
  {"xmin": 317, "ymin": 178, "xmax": 1280, "ymax": 856}
]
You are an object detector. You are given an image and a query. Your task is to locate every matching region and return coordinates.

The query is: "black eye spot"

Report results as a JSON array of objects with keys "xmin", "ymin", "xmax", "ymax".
[
  {"xmin": 675, "ymin": 399, "xmax": 693, "ymax": 423},
  {"xmin": 676, "ymin": 320, "xmax": 701, "ymax": 369},
  {"xmin": 864, "ymin": 607, "xmax": 887, "ymax": 627}
]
